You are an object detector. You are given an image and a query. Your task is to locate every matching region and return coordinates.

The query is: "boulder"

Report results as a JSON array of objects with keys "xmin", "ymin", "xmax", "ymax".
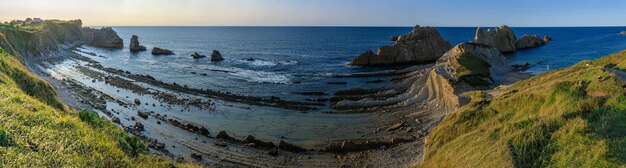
[
  {"xmin": 620, "ymin": 31, "xmax": 626, "ymax": 35},
  {"xmin": 191, "ymin": 52, "xmax": 206, "ymax": 59},
  {"xmin": 349, "ymin": 25, "xmax": 452, "ymax": 66},
  {"xmin": 81, "ymin": 27, "xmax": 124, "ymax": 49},
  {"xmin": 151, "ymin": 47, "xmax": 174, "ymax": 55},
  {"xmin": 474, "ymin": 25, "xmax": 517, "ymax": 53},
  {"xmin": 215, "ymin": 131, "xmax": 237, "ymax": 142},
  {"xmin": 211, "ymin": 50, "xmax": 224, "ymax": 61},
  {"xmin": 129, "ymin": 35, "xmax": 146, "ymax": 52},
  {"xmin": 516, "ymin": 35, "xmax": 546, "ymax": 50}
]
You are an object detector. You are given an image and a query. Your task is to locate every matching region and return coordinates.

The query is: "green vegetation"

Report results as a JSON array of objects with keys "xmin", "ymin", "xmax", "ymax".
[
  {"xmin": 0, "ymin": 22, "xmax": 196, "ymax": 167},
  {"xmin": 420, "ymin": 51, "xmax": 626, "ymax": 167},
  {"xmin": 451, "ymin": 52, "xmax": 492, "ymax": 86}
]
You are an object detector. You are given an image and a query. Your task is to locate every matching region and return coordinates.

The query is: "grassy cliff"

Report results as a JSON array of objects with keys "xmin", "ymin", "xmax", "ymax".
[
  {"xmin": 420, "ymin": 50, "xmax": 626, "ymax": 167},
  {"xmin": 0, "ymin": 21, "xmax": 194, "ymax": 167}
]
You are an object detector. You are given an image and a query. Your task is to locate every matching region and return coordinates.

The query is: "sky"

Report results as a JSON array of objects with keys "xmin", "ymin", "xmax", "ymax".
[{"xmin": 1, "ymin": 0, "xmax": 626, "ymax": 27}]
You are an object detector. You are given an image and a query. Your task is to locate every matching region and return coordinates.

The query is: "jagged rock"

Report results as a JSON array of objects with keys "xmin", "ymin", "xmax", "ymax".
[
  {"xmin": 349, "ymin": 25, "xmax": 452, "ymax": 66},
  {"xmin": 129, "ymin": 35, "xmax": 146, "ymax": 52},
  {"xmin": 243, "ymin": 135, "xmax": 276, "ymax": 149},
  {"xmin": 516, "ymin": 35, "xmax": 546, "ymax": 50},
  {"xmin": 191, "ymin": 52, "xmax": 206, "ymax": 59},
  {"xmin": 211, "ymin": 50, "xmax": 224, "ymax": 61},
  {"xmin": 151, "ymin": 47, "xmax": 174, "ymax": 55},
  {"xmin": 81, "ymin": 27, "xmax": 124, "ymax": 49},
  {"xmin": 543, "ymin": 36, "xmax": 552, "ymax": 42},
  {"xmin": 137, "ymin": 111, "xmax": 149, "ymax": 119},
  {"xmin": 215, "ymin": 131, "xmax": 237, "ymax": 142},
  {"xmin": 277, "ymin": 140, "xmax": 306, "ymax": 153},
  {"xmin": 474, "ymin": 25, "xmax": 517, "ymax": 53}
]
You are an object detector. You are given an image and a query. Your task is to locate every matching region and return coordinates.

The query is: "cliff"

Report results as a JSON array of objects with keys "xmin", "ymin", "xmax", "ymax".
[
  {"xmin": 0, "ymin": 20, "xmax": 194, "ymax": 167},
  {"xmin": 420, "ymin": 50, "xmax": 626, "ymax": 167}
]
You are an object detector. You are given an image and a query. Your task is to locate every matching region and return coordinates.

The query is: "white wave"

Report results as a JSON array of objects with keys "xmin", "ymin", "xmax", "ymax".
[
  {"xmin": 202, "ymin": 65, "xmax": 291, "ymax": 84},
  {"xmin": 236, "ymin": 59, "xmax": 298, "ymax": 67}
]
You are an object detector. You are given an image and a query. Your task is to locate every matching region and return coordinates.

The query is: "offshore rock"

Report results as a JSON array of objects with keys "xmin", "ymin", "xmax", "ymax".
[
  {"xmin": 474, "ymin": 25, "xmax": 517, "ymax": 53},
  {"xmin": 516, "ymin": 35, "xmax": 546, "ymax": 50},
  {"xmin": 81, "ymin": 27, "xmax": 124, "ymax": 49},
  {"xmin": 129, "ymin": 35, "xmax": 147, "ymax": 52},
  {"xmin": 151, "ymin": 47, "xmax": 174, "ymax": 55},
  {"xmin": 349, "ymin": 25, "xmax": 452, "ymax": 66}
]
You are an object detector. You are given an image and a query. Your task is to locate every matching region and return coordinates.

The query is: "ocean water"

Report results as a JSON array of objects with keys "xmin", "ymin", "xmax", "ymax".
[{"xmin": 80, "ymin": 26, "xmax": 626, "ymax": 102}]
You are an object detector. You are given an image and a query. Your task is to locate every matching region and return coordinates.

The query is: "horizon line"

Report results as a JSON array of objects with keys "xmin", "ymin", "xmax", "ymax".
[{"xmin": 82, "ymin": 25, "xmax": 626, "ymax": 28}]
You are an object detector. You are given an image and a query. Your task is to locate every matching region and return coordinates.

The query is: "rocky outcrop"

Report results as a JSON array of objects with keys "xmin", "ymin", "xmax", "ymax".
[
  {"xmin": 81, "ymin": 27, "xmax": 123, "ymax": 49},
  {"xmin": 151, "ymin": 47, "xmax": 173, "ymax": 55},
  {"xmin": 129, "ymin": 35, "xmax": 146, "ymax": 52},
  {"xmin": 516, "ymin": 35, "xmax": 546, "ymax": 50},
  {"xmin": 349, "ymin": 25, "xmax": 452, "ymax": 66},
  {"xmin": 0, "ymin": 19, "xmax": 83, "ymax": 57},
  {"xmin": 474, "ymin": 26, "xmax": 517, "ymax": 53},
  {"xmin": 191, "ymin": 52, "xmax": 206, "ymax": 59},
  {"xmin": 211, "ymin": 50, "xmax": 224, "ymax": 61},
  {"xmin": 334, "ymin": 42, "xmax": 511, "ymax": 110}
]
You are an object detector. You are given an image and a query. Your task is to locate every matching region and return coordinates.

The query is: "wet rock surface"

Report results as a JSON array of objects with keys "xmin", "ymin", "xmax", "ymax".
[{"xmin": 211, "ymin": 50, "xmax": 224, "ymax": 61}]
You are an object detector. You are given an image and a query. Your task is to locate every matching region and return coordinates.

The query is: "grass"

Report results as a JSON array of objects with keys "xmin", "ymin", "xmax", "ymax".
[
  {"xmin": 451, "ymin": 52, "xmax": 492, "ymax": 86},
  {"xmin": 420, "ymin": 50, "xmax": 626, "ymax": 167},
  {"xmin": 0, "ymin": 22, "xmax": 197, "ymax": 167}
]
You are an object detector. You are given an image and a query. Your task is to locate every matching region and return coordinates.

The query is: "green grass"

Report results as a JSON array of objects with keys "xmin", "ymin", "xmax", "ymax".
[
  {"xmin": 0, "ymin": 21, "xmax": 197, "ymax": 167},
  {"xmin": 451, "ymin": 52, "xmax": 492, "ymax": 86},
  {"xmin": 420, "ymin": 51, "xmax": 626, "ymax": 167}
]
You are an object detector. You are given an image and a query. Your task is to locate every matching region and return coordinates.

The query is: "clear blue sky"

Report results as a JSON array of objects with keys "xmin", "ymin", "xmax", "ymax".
[{"xmin": 1, "ymin": 0, "xmax": 626, "ymax": 26}]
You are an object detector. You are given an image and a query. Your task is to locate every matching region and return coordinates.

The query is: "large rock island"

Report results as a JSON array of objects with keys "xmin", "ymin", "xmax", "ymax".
[
  {"xmin": 349, "ymin": 25, "xmax": 452, "ymax": 66},
  {"xmin": 475, "ymin": 25, "xmax": 549, "ymax": 53},
  {"xmin": 81, "ymin": 27, "xmax": 124, "ymax": 49}
]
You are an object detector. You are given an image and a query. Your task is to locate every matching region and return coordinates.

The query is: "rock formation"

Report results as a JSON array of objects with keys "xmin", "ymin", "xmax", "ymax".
[
  {"xmin": 191, "ymin": 52, "xmax": 206, "ymax": 59},
  {"xmin": 349, "ymin": 25, "xmax": 452, "ymax": 66},
  {"xmin": 334, "ymin": 42, "xmax": 511, "ymax": 110},
  {"xmin": 81, "ymin": 27, "xmax": 123, "ymax": 49},
  {"xmin": 211, "ymin": 50, "xmax": 224, "ymax": 61},
  {"xmin": 516, "ymin": 35, "xmax": 546, "ymax": 50},
  {"xmin": 151, "ymin": 47, "xmax": 174, "ymax": 55},
  {"xmin": 474, "ymin": 26, "xmax": 517, "ymax": 53},
  {"xmin": 129, "ymin": 35, "xmax": 146, "ymax": 52}
]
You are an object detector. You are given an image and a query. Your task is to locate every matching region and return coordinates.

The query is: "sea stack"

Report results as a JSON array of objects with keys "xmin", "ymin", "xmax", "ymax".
[
  {"xmin": 211, "ymin": 50, "xmax": 224, "ymax": 61},
  {"xmin": 81, "ymin": 27, "xmax": 124, "ymax": 49},
  {"xmin": 129, "ymin": 35, "xmax": 147, "ymax": 52},
  {"xmin": 349, "ymin": 25, "xmax": 452, "ymax": 66},
  {"xmin": 515, "ymin": 35, "xmax": 546, "ymax": 50},
  {"xmin": 474, "ymin": 25, "xmax": 517, "ymax": 53},
  {"xmin": 151, "ymin": 47, "xmax": 174, "ymax": 55}
]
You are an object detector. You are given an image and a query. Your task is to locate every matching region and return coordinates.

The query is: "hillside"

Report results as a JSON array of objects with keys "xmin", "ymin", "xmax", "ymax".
[
  {"xmin": 420, "ymin": 50, "xmax": 626, "ymax": 167},
  {"xmin": 0, "ymin": 20, "xmax": 193, "ymax": 167}
]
